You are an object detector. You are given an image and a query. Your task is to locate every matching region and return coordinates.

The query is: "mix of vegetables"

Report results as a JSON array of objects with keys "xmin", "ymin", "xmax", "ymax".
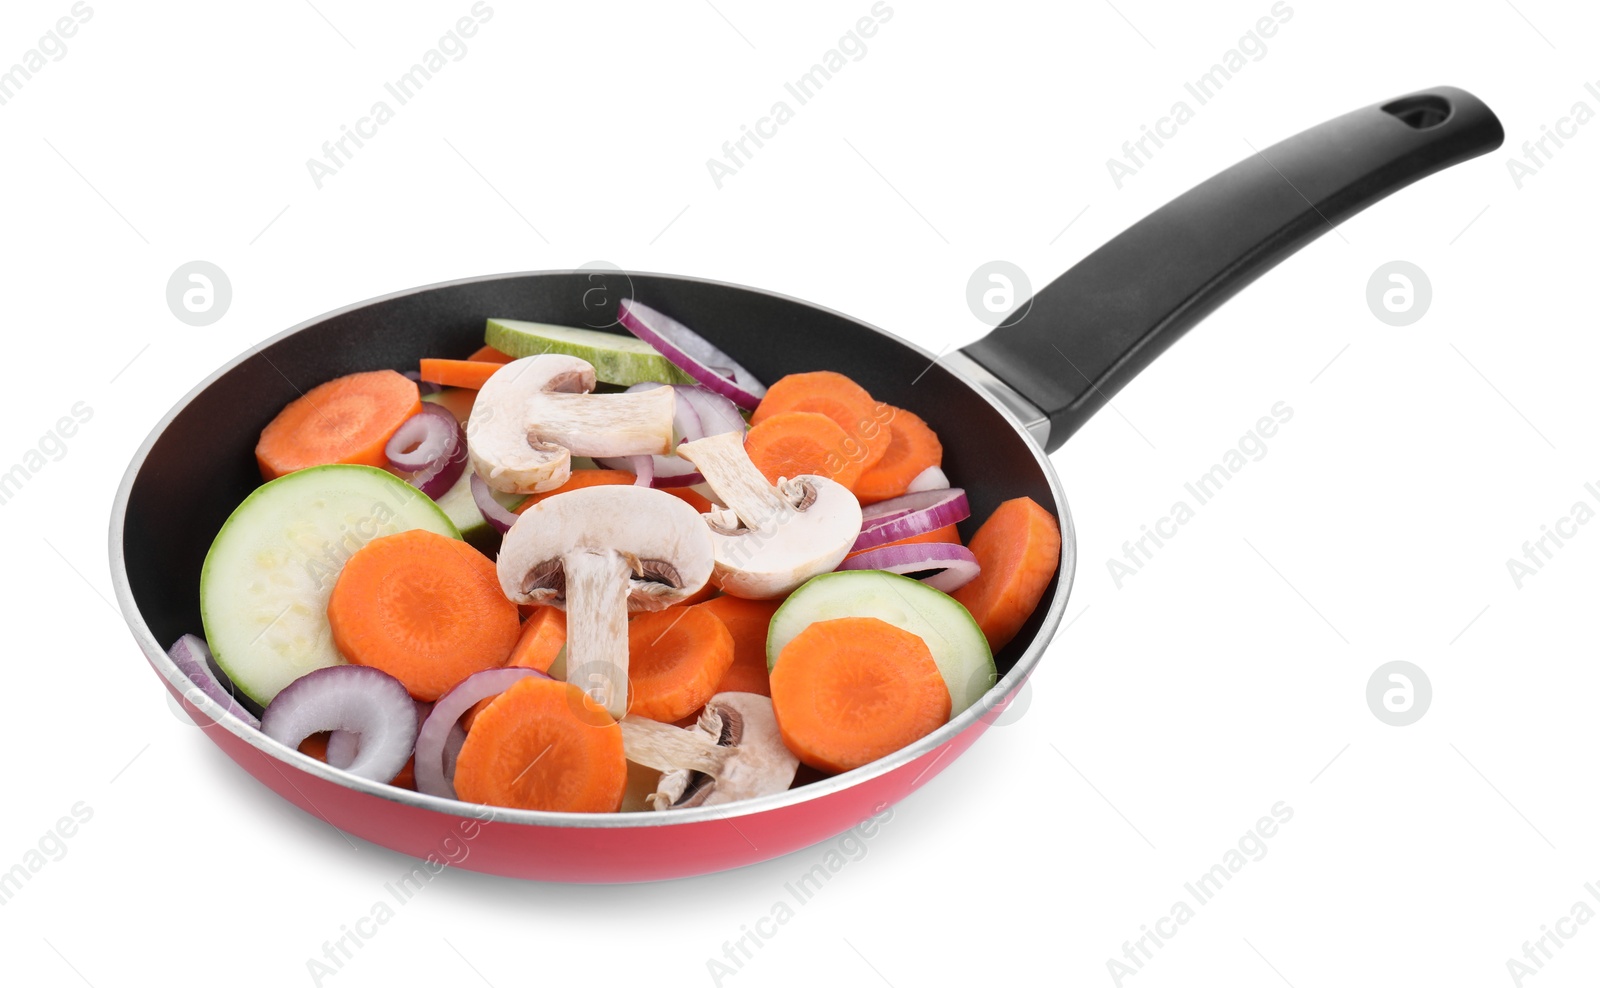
[{"xmin": 179, "ymin": 299, "xmax": 1062, "ymax": 814}]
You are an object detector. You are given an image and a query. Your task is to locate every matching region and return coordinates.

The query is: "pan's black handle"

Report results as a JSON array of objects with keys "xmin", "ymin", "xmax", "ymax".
[{"xmin": 961, "ymin": 86, "xmax": 1503, "ymax": 453}]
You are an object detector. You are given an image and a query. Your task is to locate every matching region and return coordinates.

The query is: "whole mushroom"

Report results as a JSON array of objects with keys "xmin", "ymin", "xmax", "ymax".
[
  {"xmin": 496, "ymin": 485, "xmax": 714, "ymax": 719},
  {"xmin": 676, "ymin": 431, "xmax": 862, "ymax": 599},
  {"xmin": 620, "ymin": 692, "xmax": 799, "ymax": 809},
  {"xmin": 469, "ymin": 354, "xmax": 676, "ymax": 494}
]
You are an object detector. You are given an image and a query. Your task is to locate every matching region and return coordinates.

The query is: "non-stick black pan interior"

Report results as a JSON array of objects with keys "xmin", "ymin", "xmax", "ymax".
[{"xmin": 119, "ymin": 272, "xmax": 1064, "ymax": 686}]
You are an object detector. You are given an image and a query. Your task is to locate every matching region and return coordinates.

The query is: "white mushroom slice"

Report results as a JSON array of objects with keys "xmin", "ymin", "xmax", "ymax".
[
  {"xmin": 468, "ymin": 354, "xmax": 676, "ymax": 494},
  {"xmin": 620, "ymin": 693, "xmax": 799, "ymax": 809},
  {"xmin": 496, "ymin": 485, "xmax": 714, "ymax": 719},
  {"xmin": 676, "ymin": 432, "xmax": 863, "ymax": 599}
]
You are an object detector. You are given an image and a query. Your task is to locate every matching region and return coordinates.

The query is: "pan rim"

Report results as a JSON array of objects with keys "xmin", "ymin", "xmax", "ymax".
[{"xmin": 108, "ymin": 268, "xmax": 1078, "ymax": 832}]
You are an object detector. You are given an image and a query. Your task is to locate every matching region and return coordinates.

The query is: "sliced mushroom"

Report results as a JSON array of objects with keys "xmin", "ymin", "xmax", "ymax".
[
  {"xmin": 468, "ymin": 354, "xmax": 676, "ymax": 494},
  {"xmin": 496, "ymin": 485, "xmax": 714, "ymax": 718},
  {"xmin": 620, "ymin": 692, "xmax": 799, "ymax": 809},
  {"xmin": 676, "ymin": 431, "xmax": 862, "ymax": 598}
]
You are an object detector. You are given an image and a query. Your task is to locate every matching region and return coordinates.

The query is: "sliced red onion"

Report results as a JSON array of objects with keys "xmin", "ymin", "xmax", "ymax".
[
  {"xmin": 853, "ymin": 488, "xmax": 971, "ymax": 552},
  {"xmin": 167, "ymin": 635, "xmax": 260, "ymax": 730},
  {"xmin": 386, "ymin": 405, "xmax": 468, "ymax": 500},
  {"xmin": 839, "ymin": 542, "xmax": 980, "ymax": 593},
  {"xmin": 630, "ymin": 455, "xmax": 654, "ymax": 487},
  {"xmin": 442, "ymin": 722, "xmax": 467, "ymax": 781},
  {"xmin": 415, "ymin": 667, "xmax": 550, "ymax": 799},
  {"xmin": 326, "ymin": 730, "xmax": 358, "ymax": 770},
  {"xmin": 675, "ymin": 385, "xmax": 747, "ymax": 438},
  {"xmin": 261, "ymin": 666, "xmax": 418, "ymax": 782},
  {"xmin": 618, "ymin": 299, "xmax": 767, "ymax": 410},
  {"xmin": 905, "ymin": 466, "xmax": 951, "ymax": 493},
  {"xmin": 402, "ymin": 369, "xmax": 443, "ymax": 396},
  {"xmin": 471, "ymin": 472, "xmax": 522, "ymax": 534}
]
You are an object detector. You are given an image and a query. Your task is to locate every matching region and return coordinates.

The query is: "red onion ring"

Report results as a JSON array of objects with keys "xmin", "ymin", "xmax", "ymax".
[
  {"xmin": 598, "ymin": 384, "xmax": 747, "ymax": 487},
  {"xmin": 260, "ymin": 666, "xmax": 419, "ymax": 782},
  {"xmin": 415, "ymin": 667, "xmax": 550, "ymax": 799},
  {"xmin": 326, "ymin": 699, "xmax": 429, "ymax": 772},
  {"xmin": 675, "ymin": 385, "xmax": 747, "ymax": 438},
  {"xmin": 838, "ymin": 542, "xmax": 980, "ymax": 593},
  {"xmin": 167, "ymin": 634, "xmax": 260, "ymax": 729},
  {"xmin": 387, "ymin": 404, "xmax": 468, "ymax": 499},
  {"xmin": 852, "ymin": 488, "xmax": 970, "ymax": 552},
  {"xmin": 618, "ymin": 299, "xmax": 767, "ymax": 410},
  {"xmin": 471, "ymin": 472, "xmax": 522, "ymax": 534}
]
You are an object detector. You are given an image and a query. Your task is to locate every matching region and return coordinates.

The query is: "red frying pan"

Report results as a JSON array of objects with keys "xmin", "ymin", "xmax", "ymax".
[{"xmin": 111, "ymin": 87, "xmax": 1502, "ymax": 881}]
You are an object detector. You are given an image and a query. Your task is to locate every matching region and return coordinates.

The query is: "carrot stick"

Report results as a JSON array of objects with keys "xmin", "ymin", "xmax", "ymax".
[
  {"xmin": 769, "ymin": 616, "xmax": 950, "ymax": 773},
  {"xmin": 951, "ymin": 497, "xmax": 1061, "ymax": 652},
  {"xmin": 453, "ymin": 677, "xmax": 627, "ymax": 812},
  {"xmin": 693, "ymin": 595, "xmax": 781, "ymax": 697},
  {"xmin": 462, "ymin": 606, "xmax": 568, "ymax": 730},
  {"xmin": 751, "ymin": 371, "xmax": 892, "ymax": 471},
  {"xmin": 626, "ymin": 606, "xmax": 735, "ymax": 722},
  {"xmin": 845, "ymin": 523, "xmax": 961, "ymax": 559},
  {"xmin": 744, "ymin": 411, "xmax": 866, "ymax": 490},
  {"xmin": 468, "ymin": 345, "xmax": 515, "ymax": 364},
  {"xmin": 327, "ymin": 530, "xmax": 522, "ymax": 701},
  {"xmin": 255, "ymin": 369, "xmax": 421, "ymax": 480},
  {"xmin": 418, "ymin": 358, "xmax": 505, "ymax": 390},
  {"xmin": 851, "ymin": 406, "xmax": 943, "ymax": 504}
]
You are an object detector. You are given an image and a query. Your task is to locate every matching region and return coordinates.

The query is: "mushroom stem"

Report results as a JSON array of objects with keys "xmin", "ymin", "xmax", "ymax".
[
  {"xmin": 676, "ymin": 432, "xmax": 792, "ymax": 534},
  {"xmin": 561, "ymin": 549, "xmax": 632, "ymax": 719},
  {"xmin": 525, "ymin": 387, "xmax": 676, "ymax": 459},
  {"xmin": 619, "ymin": 716, "xmax": 728, "ymax": 777}
]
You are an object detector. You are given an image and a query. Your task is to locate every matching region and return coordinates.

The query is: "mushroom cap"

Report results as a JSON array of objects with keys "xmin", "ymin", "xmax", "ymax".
[
  {"xmin": 708, "ymin": 476, "xmax": 862, "ymax": 599},
  {"xmin": 497, "ymin": 485, "xmax": 715, "ymax": 611},
  {"xmin": 677, "ymin": 692, "xmax": 799, "ymax": 808},
  {"xmin": 467, "ymin": 354, "xmax": 595, "ymax": 494}
]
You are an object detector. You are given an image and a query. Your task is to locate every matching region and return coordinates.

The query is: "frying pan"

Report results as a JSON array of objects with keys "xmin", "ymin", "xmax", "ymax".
[{"xmin": 111, "ymin": 86, "xmax": 1503, "ymax": 882}]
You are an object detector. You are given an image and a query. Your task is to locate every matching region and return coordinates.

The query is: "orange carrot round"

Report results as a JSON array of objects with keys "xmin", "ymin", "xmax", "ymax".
[
  {"xmin": 327, "ymin": 530, "xmax": 521, "ymax": 701},
  {"xmin": 255, "ymin": 369, "xmax": 420, "ymax": 480},
  {"xmin": 851, "ymin": 406, "xmax": 943, "ymax": 505},
  {"xmin": 627, "ymin": 607, "xmax": 735, "ymax": 722},
  {"xmin": 769, "ymin": 616, "xmax": 950, "ymax": 773},
  {"xmin": 693, "ymin": 595, "xmax": 782, "ymax": 697},
  {"xmin": 751, "ymin": 371, "xmax": 892, "ymax": 470},
  {"xmin": 453, "ymin": 677, "xmax": 627, "ymax": 813},
  {"xmin": 418, "ymin": 358, "xmax": 505, "ymax": 390},
  {"xmin": 951, "ymin": 497, "xmax": 1062, "ymax": 652},
  {"xmin": 744, "ymin": 411, "xmax": 866, "ymax": 490}
]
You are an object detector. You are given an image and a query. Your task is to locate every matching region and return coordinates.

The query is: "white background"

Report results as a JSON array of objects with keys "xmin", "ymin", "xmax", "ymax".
[{"xmin": 1, "ymin": 1, "xmax": 1596, "ymax": 986}]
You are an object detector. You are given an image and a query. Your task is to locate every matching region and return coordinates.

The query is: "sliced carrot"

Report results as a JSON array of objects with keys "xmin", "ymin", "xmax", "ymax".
[
  {"xmin": 418, "ymin": 358, "xmax": 504, "ymax": 390},
  {"xmin": 769, "ymin": 616, "xmax": 950, "ymax": 773},
  {"xmin": 453, "ymin": 677, "xmax": 627, "ymax": 813},
  {"xmin": 626, "ymin": 607, "xmax": 735, "ymax": 723},
  {"xmin": 845, "ymin": 523, "xmax": 961, "ymax": 560},
  {"xmin": 463, "ymin": 607, "xmax": 568, "ymax": 730},
  {"xmin": 514, "ymin": 469, "xmax": 635, "ymax": 512},
  {"xmin": 468, "ymin": 344, "xmax": 515, "ymax": 364},
  {"xmin": 327, "ymin": 530, "xmax": 521, "ymax": 701},
  {"xmin": 851, "ymin": 406, "xmax": 943, "ymax": 504},
  {"xmin": 951, "ymin": 497, "xmax": 1062, "ymax": 652},
  {"xmin": 255, "ymin": 369, "xmax": 421, "ymax": 481},
  {"xmin": 751, "ymin": 371, "xmax": 892, "ymax": 471},
  {"xmin": 298, "ymin": 733, "xmax": 415, "ymax": 789},
  {"xmin": 744, "ymin": 411, "xmax": 866, "ymax": 490},
  {"xmin": 693, "ymin": 595, "xmax": 782, "ymax": 697}
]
